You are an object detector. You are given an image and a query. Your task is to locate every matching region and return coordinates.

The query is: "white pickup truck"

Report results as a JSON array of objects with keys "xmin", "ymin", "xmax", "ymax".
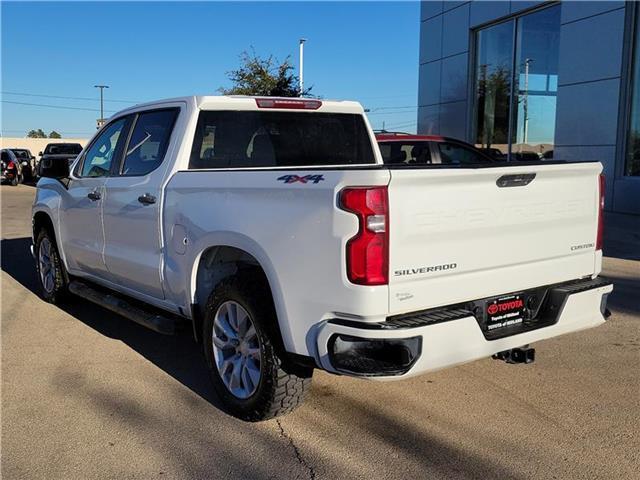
[{"xmin": 32, "ymin": 96, "xmax": 613, "ymax": 421}]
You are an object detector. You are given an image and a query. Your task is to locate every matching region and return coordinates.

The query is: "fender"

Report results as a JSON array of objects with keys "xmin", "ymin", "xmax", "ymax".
[
  {"xmin": 32, "ymin": 180, "xmax": 69, "ymax": 269},
  {"xmin": 184, "ymin": 231, "xmax": 293, "ymax": 351}
]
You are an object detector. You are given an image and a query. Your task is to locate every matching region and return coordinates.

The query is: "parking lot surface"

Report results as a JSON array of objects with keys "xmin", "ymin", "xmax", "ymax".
[{"xmin": 2, "ymin": 184, "xmax": 638, "ymax": 479}]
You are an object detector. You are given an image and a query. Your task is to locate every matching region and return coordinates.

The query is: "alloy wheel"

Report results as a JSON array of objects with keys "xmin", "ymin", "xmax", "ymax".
[
  {"xmin": 212, "ymin": 300, "xmax": 262, "ymax": 399},
  {"xmin": 38, "ymin": 237, "xmax": 55, "ymax": 294}
]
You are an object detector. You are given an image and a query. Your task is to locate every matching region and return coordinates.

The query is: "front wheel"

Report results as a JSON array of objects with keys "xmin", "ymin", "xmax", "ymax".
[
  {"xmin": 203, "ymin": 273, "xmax": 312, "ymax": 421},
  {"xmin": 35, "ymin": 229, "xmax": 68, "ymax": 303}
]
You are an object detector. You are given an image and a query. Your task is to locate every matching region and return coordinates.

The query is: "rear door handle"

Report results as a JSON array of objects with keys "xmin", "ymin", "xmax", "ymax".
[
  {"xmin": 138, "ymin": 193, "xmax": 156, "ymax": 205},
  {"xmin": 87, "ymin": 191, "xmax": 101, "ymax": 201}
]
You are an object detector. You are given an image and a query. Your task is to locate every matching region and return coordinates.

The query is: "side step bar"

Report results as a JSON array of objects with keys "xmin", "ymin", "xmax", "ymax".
[{"xmin": 68, "ymin": 281, "xmax": 176, "ymax": 335}]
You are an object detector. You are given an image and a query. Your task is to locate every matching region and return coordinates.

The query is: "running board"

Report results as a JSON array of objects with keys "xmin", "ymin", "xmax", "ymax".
[{"xmin": 68, "ymin": 281, "xmax": 176, "ymax": 335}]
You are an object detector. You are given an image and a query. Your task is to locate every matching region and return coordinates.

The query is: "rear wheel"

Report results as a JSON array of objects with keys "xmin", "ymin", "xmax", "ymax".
[
  {"xmin": 35, "ymin": 229, "xmax": 68, "ymax": 304},
  {"xmin": 203, "ymin": 273, "xmax": 312, "ymax": 421},
  {"xmin": 10, "ymin": 173, "xmax": 19, "ymax": 186}
]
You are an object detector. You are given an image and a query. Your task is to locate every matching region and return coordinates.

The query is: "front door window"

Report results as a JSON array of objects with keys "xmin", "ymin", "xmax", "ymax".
[{"xmin": 80, "ymin": 118, "xmax": 127, "ymax": 177}]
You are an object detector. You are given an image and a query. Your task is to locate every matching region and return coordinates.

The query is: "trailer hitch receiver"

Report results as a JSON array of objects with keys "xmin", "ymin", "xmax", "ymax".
[{"xmin": 492, "ymin": 346, "xmax": 535, "ymax": 364}]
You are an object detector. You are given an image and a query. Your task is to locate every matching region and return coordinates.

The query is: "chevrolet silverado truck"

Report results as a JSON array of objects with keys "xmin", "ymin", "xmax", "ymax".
[{"xmin": 32, "ymin": 96, "xmax": 613, "ymax": 421}]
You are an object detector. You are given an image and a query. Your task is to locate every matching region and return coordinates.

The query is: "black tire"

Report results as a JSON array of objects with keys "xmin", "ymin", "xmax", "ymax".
[
  {"xmin": 34, "ymin": 228, "xmax": 68, "ymax": 304},
  {"xmin": 11, "ymin": 173, "xmax": 19, "ymax": 186},
  {"xmin": 203, "ymin": 272, "xmax": 313, "ymax": 421}
]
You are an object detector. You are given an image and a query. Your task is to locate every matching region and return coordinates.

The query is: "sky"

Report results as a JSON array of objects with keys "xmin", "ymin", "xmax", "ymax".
[{"xmin": 1, "ymin": 1, "xmax": 420, "ymax": 138}]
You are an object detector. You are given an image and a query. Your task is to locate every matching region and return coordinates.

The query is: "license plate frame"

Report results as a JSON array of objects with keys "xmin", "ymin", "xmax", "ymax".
[{"xmin": 484, "ymin": 293, "xmax": 528, "ymax": 333}]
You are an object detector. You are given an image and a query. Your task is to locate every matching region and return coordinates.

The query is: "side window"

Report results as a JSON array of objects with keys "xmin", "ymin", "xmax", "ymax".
[
  {"xmin": 121, "ymin": 109, "xmax": 178, "ymax": 176},
  {"xmin": 1, "ymin": 151, "xmax": 10, "ymax": 162},
  {"xmin": 81, "ymin": 119, "xmax": 127, "ymax": 177},
  {"xmin": 389, "ymin": 145, "xmax": 407, "ymax": 164},
  {"xmin": 409, "ymin": 143, "xmax": 432, "ymax": 164},
  {"xmin": 379, "ymin": 142, "xmax": 433, "ymax": 165},
  {"xmin": 378, "ymin": 144, "xmax": 391, "ymax": 163},
  {"xmin": 437, "ymin": 142, "xmax": 490, "ymax": 165}
]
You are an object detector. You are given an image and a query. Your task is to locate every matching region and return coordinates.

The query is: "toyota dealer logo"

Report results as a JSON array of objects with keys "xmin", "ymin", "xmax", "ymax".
[{"xmin": 487, "ymin": 298, "xmax": 524, "ymax": 315}]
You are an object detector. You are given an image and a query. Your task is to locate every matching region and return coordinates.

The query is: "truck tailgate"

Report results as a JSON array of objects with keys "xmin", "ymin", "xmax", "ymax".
[{"xmin": 388, "ymin": 162, "xmax": 602, "ymax": 314}]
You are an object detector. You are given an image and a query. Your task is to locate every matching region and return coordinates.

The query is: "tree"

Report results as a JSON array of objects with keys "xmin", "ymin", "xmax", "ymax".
[
  {"xmin": 49, "ymin": 131, "xmax": 62, "ymax": 138},
  {"xmin": 27, "ymin": 129, "xmax": 47, "ymax": 138},
  {"xmin": 219, "ymin": 49, "xmax": 312, "ymax": 97}
]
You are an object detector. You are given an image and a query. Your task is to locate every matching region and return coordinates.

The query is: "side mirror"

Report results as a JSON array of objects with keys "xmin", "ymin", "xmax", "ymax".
[
  {"xmin": 38, "ymin": 151, "xmax": 43, "ymax": 157},
  {"xmin": 38, "ymin": 157, "xmax": 69, "ymax": 179}
]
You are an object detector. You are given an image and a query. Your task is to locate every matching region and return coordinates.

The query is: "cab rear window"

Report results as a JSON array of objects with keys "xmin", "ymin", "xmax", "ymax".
[{"xmin": 189, "ymin": 111, "xmax": 375, "ymax": 169}]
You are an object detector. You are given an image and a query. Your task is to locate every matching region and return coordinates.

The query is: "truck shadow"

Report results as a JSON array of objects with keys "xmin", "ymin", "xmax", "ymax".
[{"xmin": 0, "ymin": 236, "xmax": 223, "ymax": 411}]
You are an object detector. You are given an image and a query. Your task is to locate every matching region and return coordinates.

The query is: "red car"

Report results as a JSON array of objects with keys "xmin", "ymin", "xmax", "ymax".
[{"xmin": 375, "ymin": 132, "xmax": 496, "ymax": 166}]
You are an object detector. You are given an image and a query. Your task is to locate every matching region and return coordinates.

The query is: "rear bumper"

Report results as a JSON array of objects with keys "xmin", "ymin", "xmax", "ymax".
[{"xmin": 316, "ymin": 277, "xmax": 613, "ymax": 379}]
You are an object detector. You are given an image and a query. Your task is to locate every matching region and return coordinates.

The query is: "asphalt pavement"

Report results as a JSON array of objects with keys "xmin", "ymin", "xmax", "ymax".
[{"xmin": 1, "ymin": 184, "xmax": 638, "ymax": 479}]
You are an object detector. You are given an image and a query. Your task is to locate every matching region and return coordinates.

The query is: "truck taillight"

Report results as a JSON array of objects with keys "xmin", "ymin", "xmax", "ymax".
[
  {"xmin": 596, "ymin": 173, "xmax": 605, "ymax": 250},
  {"xmin": 7, "ymin": 161, "xmax": 15, "ymax": 169},
  {"xmin": 339, "ymin": 186, "xmax": 389, "ymax": 286}
]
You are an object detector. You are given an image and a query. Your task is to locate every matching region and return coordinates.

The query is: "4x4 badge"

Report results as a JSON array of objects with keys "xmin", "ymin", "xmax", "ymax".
[{"xmin": 277, "ymin": 174, "xmax": 325, "ymax": 184}]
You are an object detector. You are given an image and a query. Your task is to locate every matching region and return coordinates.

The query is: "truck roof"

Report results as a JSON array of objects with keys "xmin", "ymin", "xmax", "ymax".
[{"xmin": 113, "ymin": 95, "xmax": 366, "ymax": 118}]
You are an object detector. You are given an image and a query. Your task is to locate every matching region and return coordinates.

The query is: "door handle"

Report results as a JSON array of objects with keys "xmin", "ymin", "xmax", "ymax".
[
  {"xmin": 138, "ymin": 193, "xmax": 156, "ymax": 205},
  {"xmin": 496, "ymin": 173, "xmax": 536, "ymax": 188},
  {"xmin": 87, "ymin": 191, "xmax": 101, "ymax": 201}
]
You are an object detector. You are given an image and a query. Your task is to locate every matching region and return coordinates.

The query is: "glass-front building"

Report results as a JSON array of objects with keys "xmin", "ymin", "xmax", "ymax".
[{"xmin": 418, "ymin": 1, "xmax": 640, "ymax": 214}]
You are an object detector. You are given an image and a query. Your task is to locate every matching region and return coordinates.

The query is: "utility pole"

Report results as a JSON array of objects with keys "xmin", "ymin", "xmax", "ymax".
[
  {"xmin": 479, "ymin": 63, "xmax": 490, "ymax": 148},
  {"xmin": 299, "ymin": 38, "xmax": 307, "ymax": 96},
  {"xmin": 94, "ymin": 84, "xmax": 109, "ymax": 128}
]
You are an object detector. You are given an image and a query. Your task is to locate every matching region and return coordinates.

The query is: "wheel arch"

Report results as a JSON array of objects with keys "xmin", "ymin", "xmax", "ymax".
[
  {"xmin": 32, "ymin": 210, "xmax": 56, "ymax": 243},
  {"xmin": 189, "ymin": 238, "xmax": 292, "ymax": 358},
  {"xmin": 32, "ymin": 209, "xmax": 70, "ymax": 286}
]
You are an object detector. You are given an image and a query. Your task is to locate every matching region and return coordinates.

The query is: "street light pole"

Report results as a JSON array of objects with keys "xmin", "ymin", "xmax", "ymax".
[
  {"xmin": 94, "ymin": 84, "xmax": 109, "ymax": 125},
  {"xmin": 299, "ymin": 38, "xmax": 307, "ymax": 96},
  {"xmin": 523, "ymin": 58, "xmax": 532, "ymax": 145}
]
